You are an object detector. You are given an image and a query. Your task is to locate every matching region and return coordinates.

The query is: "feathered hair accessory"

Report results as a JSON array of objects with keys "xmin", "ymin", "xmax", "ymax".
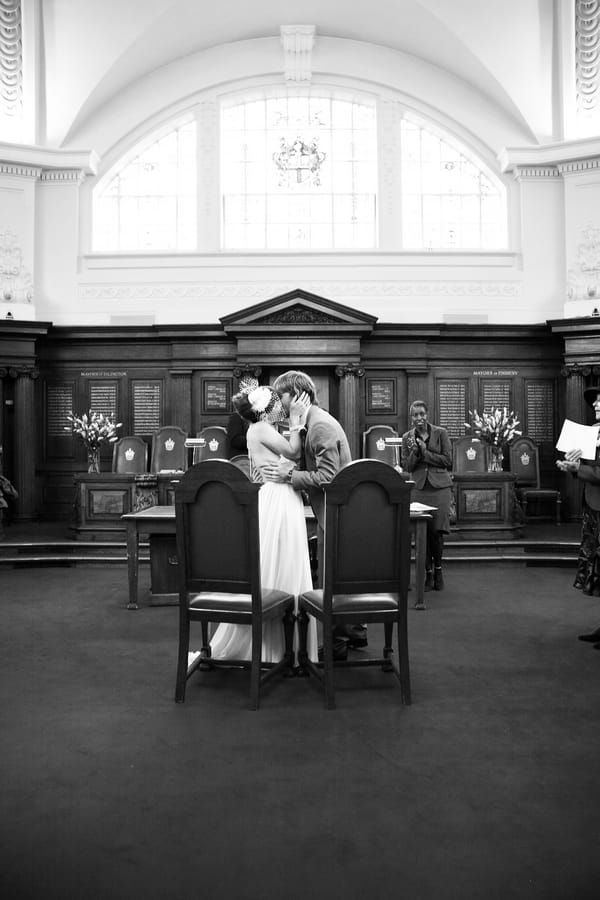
[{"xmin": 246, "ymin": 385, "xmax": 285, "ymax": 425}]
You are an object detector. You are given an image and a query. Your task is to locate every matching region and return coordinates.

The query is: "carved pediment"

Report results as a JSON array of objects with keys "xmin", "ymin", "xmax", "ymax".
[
  {"xmin": 220, "ymin": 288, "xmax": 377, "ymax": 334},
  {"xmin": 253, "ymin": 304, "xmax": 340, "ymax": 325}
]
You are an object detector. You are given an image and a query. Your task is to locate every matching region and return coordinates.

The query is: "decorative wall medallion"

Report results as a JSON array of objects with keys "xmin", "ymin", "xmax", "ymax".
[
  {"xmin": 0, "ymin": 226, "xmax": 33, "ymax": 303},
  {"xmin": 125, "ymin": 448, "xmax": 135, "ymax": 461}
]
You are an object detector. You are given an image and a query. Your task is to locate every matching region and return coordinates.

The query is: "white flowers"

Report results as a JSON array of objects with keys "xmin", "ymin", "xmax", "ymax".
[
  {"xmin": 465, "ymin": 408, "xmax": 521, "ymax": 447},
  {"xmin": 247, "ymin": 386, "xmax": 272, "ymax": 414},
  {"xmin": 65, "ymin": 410, "xmax": 122, "ymax": 449}
]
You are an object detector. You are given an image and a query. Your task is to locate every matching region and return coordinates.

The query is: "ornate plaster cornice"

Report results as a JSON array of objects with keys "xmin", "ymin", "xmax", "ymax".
[
  {"xmin": 39, "ymin": 169, "xmax": 86, "ymax": 184},
  {"xmin": 0, "ymin": 161, "xmax": 40, "ymax": 178},
  {"xmin": 557, "ymin": 157, "xmax": 600, "ymax": 175},
  {"xmin": 511, "ymin": 166, "xmax": 560, "ymax": 181}
]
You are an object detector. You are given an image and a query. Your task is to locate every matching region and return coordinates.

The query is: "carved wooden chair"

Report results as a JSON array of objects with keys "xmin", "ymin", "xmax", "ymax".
[
  {"xmin": 297, "ymin": 459, "xmax": 412, "ymax": 709},
  {"xmin": 452, "ymin": 436, "xmax": 487, "ymax": 474},
  {"xmin": 509, "ymin": 436, "xmax": 561, "ymax": 525},
  {"xmin": 174, "ymin": 460, "xmax": 295, "ymax": 709},
  {"xmin": 150, "ymin": 426, "xmax": 188, "ymax": 473},
  {"xmin": 192, "ymin": 426, "xmax": 229, "ymax": 463},
  {"xmin": 111, "ymin": 436, "xmax": 148, "ymax": 474},
  {"xmin": 362, "ymin": 424, "xmax": 400, "ymax": 467}
]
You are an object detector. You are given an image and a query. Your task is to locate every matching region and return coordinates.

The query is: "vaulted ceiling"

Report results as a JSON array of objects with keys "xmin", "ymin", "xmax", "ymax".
[{"xmin": 40, "ymin": 0, "xmax": 556, "ymax": 150}]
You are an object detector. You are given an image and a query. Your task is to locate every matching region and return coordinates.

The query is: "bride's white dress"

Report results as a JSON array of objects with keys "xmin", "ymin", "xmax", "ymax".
[{"xmin": 209, "ymin": 473, "xmax": 318, "ymax": 663}]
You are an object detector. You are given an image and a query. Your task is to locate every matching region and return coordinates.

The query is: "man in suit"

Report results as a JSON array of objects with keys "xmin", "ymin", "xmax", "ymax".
[
  {"xmin": 262, "ymin": 370, "xmax": 362, "ymax": 658},
  {"xmin": 401, "ymin": 399, "xmax": 453, "ymax": 591}
]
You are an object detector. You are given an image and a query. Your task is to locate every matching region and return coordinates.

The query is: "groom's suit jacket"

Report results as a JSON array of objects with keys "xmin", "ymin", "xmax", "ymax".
[{"xmin": 289, "ymin": 404, "xmax": 352, "ymax": 527}]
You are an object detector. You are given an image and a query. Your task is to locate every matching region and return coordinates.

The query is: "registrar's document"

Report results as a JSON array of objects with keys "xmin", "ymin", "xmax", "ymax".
[{"xmin": 556, "ymin": 419, "xmax": 600, "ymax": 459}]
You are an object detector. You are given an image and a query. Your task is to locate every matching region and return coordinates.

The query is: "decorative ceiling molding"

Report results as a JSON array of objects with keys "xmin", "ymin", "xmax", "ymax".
[
  {"xmin": 0, "ymin": 161, "xmax": 40, "ymax": 178},
  {"xmin": 511, "ymin": 166, "xmax": 560, "ymax": 180},
  {"xmin": 557, "ymin": 157, "xmax": 600, "ymax": 174},
  {"xmin": 0, "ymin": 0, "xmax": 22, "ymax": 121},
  {"xmin": 576, "ymin": 0, "xmax": 600, "ymax": 123},
  {"xmin": 79, "ymin": 280, "xmax": 522, "ymax": 303},
  {"xmin": 280, "ymin": 25, "xmax": 315, "ymax": 83},
  {"xmin": 39, "ymin": 169, "xmax": 86, "ymax": 185}
]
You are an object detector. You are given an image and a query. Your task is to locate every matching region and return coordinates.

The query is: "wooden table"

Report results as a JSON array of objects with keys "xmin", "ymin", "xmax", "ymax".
[{"xmin": 122, "ymin": 505, "xmax": 432, "ymax": 611}]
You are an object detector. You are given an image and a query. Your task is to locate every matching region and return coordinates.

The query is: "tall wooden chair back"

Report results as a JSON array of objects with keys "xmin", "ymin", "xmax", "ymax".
[
  {"xmin": 509, "ymin": 436, "xmax": 561, "ymax": 524},
  {"xmin": 111, "ymin": 436, "xmax": 148, "ymax": 474},
  {"xmin": 174, "ymin": 460, "xmax": 294, "ymax": 708},
  {"xmin": 362, "ymin": 424, "xmax": 400, "ymax": 467},
  {"xmin": 150, "ymin": 426, "xmax": 188, "ymax": 473},
  {"xmin": 193, "ymin": 426, "xmax": 229, "ymax": 463},
  {"xmin": 297, "ymin": 459, "xmax": 412, "ymax": 709},
  {"xmin": 452, "ymin": 436, "xmax": 487, "ymax": 474}
]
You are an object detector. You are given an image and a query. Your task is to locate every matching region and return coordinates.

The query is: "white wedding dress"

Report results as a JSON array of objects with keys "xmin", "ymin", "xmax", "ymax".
[{"xmin": 209, "ymin": 457, "xmax": 318, "ymax": 664}]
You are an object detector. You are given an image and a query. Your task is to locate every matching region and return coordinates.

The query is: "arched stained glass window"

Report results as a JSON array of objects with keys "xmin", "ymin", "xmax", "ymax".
[
  {"xmin": 92, "ymin": 119, "xmax": 197, "ymax": 252},
  {"xmin": 90, "ymin": 92, "xmax": 508, "ymax": 254},
  {"xmin": 221, "ymin": 92, "xmax": 378, "ymax": 250},
  {"xmin": 400, "ymin": 118, "xmax": 507, "ymax": 250}
]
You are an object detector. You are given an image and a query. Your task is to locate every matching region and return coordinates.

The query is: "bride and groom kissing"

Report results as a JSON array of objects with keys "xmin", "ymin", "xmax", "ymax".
[{"xmin": 209, "ymin": 369, "xmax": 366, "ymax": 664}]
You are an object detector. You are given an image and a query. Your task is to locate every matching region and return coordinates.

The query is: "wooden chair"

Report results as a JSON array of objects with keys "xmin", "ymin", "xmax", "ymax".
[
  {"xmin": 230, "ymin": 453, "xmax": 251, "ymax": 478},
  {"xmin": 297, "ymin": 459, "xmax": 412, "ymax": 709},
  {"xmin": 111, "ymin": 436, "xmax": 148, "ymax": 474},
  {"xmin": 362, "ymin": 424, "xmax": 400, "ymax": 467},
  {"xmin": 174, "ymin": 460, "xmax": 295, "ymax": 709},
  {"xmin": 452, "ymin": 436, "xmax": 487, "ymax": 474},
  {"xmin": 150, "ymin": 426, "xmax": 188, "ymax": 473},
  {"xmin": 192, "ymin": 426, "xmax": 229, "ymax": 463},
  {"xmin": 509, "ymin": 436, "xmax": 561, "ymax": 525}
]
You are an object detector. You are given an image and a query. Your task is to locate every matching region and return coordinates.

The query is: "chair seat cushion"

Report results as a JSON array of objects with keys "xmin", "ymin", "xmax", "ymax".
[
  {"xmin": 189, "ymin": 588, "xmax": 292, "ymax": 615},
  {"xmin": 300, "ymin": 588, "xmax": 399, "ymax": 615}
]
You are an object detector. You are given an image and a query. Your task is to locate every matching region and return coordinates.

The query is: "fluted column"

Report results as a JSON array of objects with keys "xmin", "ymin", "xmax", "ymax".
[
  {"xmin": 335, "ymin": 363, "xmax": 365, "ymax": 460},
  {"xmin": 12, "ymin": 366, "xmax": 38, "ymax": 521}
]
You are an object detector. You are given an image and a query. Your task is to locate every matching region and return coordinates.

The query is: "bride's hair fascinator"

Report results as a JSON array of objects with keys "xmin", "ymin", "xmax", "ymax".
[
  {"xmin": 232, "ymin": 383, "xmax": 284, "ymax": 425},
  {"xmin": 247, "ymin": 386, "xmax": 285, "ymax": 425}
]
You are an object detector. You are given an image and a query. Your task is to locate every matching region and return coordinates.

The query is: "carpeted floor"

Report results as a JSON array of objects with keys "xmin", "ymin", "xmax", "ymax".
[{"xmin": 1, "ymin": 561, "xmax": 599, "ymax": 900}]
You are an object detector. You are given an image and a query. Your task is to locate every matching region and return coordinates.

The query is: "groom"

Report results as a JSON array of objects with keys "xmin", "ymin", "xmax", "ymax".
[{"xmin": 262, "ymin": 370, "xmax": 366, "ymax": 658}]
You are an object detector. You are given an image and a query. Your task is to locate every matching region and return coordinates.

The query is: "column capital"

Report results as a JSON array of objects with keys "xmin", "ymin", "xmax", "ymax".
[
  {"xmin": 3, "ymin": 365, "xmax": 39, "ymax": 379},
  {"xmin": 560, "ymin": 364, "xmax": 600, "ymax": 378},
  {"xmin": 335, "ymin": 363, "xmax": 365, "ymax": 379},
  {"xmin": 233, "ymin": 365, "xmax": 262, "ymax": 380}
]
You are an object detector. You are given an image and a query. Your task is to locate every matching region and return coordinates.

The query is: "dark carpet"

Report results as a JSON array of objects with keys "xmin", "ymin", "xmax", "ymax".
[{"xmin": 1, "ymin": 562, "xmax": 599, "ymax": 900}]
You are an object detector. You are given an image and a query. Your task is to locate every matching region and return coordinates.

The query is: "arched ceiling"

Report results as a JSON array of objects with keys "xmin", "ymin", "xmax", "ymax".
[{"xmin": 40, "ymin": 0, "xmax": 555, "ymax": 149}]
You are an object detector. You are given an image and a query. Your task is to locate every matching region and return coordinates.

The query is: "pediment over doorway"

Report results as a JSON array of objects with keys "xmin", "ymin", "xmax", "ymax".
[{"xmin": 220, "ymin": 289, "xmax": 377, "ymax": 335}]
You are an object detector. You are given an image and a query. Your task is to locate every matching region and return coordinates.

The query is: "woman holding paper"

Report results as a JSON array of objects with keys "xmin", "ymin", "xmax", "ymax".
[{"xmin": 557, "ymin": 384, "xmax": 600, "ymax": 646}]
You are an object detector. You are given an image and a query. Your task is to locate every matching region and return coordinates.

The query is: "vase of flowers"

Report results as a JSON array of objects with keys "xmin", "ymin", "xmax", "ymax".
[
  {"xmin": 65, "ymin": 411, "xmax": 122, "ymax": 473},
  {"xmin": 465, "ymin": 407, "xmax": 521, "ymax": 473}
]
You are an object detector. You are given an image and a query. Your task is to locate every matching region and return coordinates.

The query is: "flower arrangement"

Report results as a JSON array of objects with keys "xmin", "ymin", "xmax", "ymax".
[
  {"xmin": 465, "ymin": 407, "xmax": 522, "ymax": 448},
  {"xmin": 64, "ymin": 410, "xmax": 122, "ymax": 472}
]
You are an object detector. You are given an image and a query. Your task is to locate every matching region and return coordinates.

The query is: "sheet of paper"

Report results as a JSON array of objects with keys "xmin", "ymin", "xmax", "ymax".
[
  {"xmin": 555, "ymin": 419, "xmax": 600, "ymax": 458},
  {"xmin": 410, "ymin": 501, "xmax": 438, "ymax": 513}
]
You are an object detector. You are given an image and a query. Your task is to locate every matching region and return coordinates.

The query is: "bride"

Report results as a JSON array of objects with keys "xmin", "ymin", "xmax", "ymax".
[{"xmin": 209, "ymin": 383, "xmax": 318, "ymax": 663}]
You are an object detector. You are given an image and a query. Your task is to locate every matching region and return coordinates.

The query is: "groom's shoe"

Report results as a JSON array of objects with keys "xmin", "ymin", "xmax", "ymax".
[{"xmin": 578, "ymin": 627, "xmax": 600, "ymax": 642}]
